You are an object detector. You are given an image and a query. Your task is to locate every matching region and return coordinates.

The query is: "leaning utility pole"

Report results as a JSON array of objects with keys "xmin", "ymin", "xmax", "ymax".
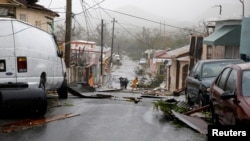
[{"xmin": 65, "ymin": 0, "xmax": 72, "ymax": 82}]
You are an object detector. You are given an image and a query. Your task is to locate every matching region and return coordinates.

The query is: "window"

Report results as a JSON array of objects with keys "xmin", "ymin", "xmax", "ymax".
[
  {"xmin": 190, "ymin": 62, "xmax": 200, "ymax": 77},
  {"xmin": 207, "ymin": 45, "xmax": 212, "ymax": 59},
  {"xmin": 159, "ymin": 65, "xmax": 165, "ymax": 75},
  {"xmin": 0, "ymin": 7, "xmax": 9, "ymax": 16},
  {"xmin": 217, "ymin": 68, "xmax": 231, "ymax": 89},
  {"xmin": 225, "ymin": 69, "xmax": 236, "ymax": 92}
]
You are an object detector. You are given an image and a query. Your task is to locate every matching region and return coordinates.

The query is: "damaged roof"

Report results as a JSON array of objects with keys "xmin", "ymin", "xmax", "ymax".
[
  {"xmin": 155, "ymin": 45, "xmax": 190, "ymax": 59},
  {"xmin": 2, "ymin": 0, "xmax": 59, "ymax": 17}
]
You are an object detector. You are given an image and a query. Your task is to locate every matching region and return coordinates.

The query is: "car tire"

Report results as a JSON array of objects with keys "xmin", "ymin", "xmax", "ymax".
[
  {"xmin": 58, "ymin": 78, "xmax": 68, "ymax": 99},
  {"xmin": 198, "ymin": 93, "xmax": 205, "ymax": 107},
  {"xmin": 185, "ymin": 89, "xmax": 194, "ymax": 105},
  {"xmin": 210, "ymin": 102, "xmax": 220, "ymax": 125},
  {"xmin": 235, "ymin": 119, "xmax": 243, "ymax": 126}
]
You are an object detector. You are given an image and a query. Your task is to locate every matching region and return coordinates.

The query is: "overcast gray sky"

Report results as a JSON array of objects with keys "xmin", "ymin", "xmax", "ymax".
[{"xmin": 37, "ymin": 0, "xmax": 250, "ymax": 30}]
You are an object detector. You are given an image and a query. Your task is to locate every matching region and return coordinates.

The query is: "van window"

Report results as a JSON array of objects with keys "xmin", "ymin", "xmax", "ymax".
[{"xmin": 0, "ymin": 20, "xmax": 14, "ymax": 48}]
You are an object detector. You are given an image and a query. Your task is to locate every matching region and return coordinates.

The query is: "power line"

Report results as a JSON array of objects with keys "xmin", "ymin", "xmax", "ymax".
[{"xmin": 100, "ymin": 8, "xmax": 184, "ymax": 30}]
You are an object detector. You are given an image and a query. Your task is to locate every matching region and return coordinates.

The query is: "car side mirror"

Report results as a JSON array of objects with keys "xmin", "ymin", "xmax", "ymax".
[
  {"xmin": 221, "ymin": 91, "xmax": 235, "ymax": 100},
  {"xmin": 194, "ymin": 74, "xmax": 200, "ymax": 80}
]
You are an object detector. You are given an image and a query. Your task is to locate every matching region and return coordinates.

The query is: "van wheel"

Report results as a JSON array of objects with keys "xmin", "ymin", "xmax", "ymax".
[
  {"xmin": 37, "ymin": 78, "xmax": 47, "ymax": 116},
  {"xmin": 58, "ymin": 79, "xmax": 68, "ymax": 99},
  {"xmin": 34, "ymin": 88, "xmax": 47, "ymax": 117}
]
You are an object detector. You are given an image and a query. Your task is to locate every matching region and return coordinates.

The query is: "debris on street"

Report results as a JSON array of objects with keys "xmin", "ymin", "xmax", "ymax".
[
  {"xmin": 0, "ymin": 113, "xmax": 80, "ymax": 133},
  {"xmin": 111, "ymin": 96, "xmax": 142, "ymax": 104},
  {"xmin": 67, "ymin": 86, "xmax": 112, "ymax": 98},
  {"xmin": 123, "ymin": 96, "xmax": 142, "ymax": 103},
  {"xmin": 152, "ymin": 98, "xmax": 211, "ymax": 134},
  {"xmin": 153, "ymin": 99, "xmax": 190, "ymax": 120},
  {"xmin": 172, "ymin": 110, "xmax": 208, "ymax": 135}
]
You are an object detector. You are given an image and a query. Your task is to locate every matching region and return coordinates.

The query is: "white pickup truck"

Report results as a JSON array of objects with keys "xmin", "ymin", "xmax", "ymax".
[{"xmin": 0, "ymin": 18, "xmax": 68, "ymax": 116}]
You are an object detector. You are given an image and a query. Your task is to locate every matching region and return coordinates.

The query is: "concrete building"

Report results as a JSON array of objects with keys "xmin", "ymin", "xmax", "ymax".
[{"xmin": 0, "ymin": 0, "xmax": 59, "ymax": 32}]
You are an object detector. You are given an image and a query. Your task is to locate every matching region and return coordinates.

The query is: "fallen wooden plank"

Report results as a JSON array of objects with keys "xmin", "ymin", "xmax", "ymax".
[
  {"xmin": 172, "ymin": 110, "xmax": 208, "ymax": 135},
  {"xmin": 184, "ymin": 105, "xmax": 210, "ymax": 115},
  {"xmin": 0, "ymin": 113, "xmax": 80, "ymax": 133}
]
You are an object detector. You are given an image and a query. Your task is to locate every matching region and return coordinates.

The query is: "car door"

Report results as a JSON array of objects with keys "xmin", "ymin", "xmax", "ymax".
[
  {"xmin": 210, "ymin": 67, "xmax": 237, "ymax": 125},
  {"xmin": 185, "ymin": 62, "xmax": 202, "ymax": 103},
  {"xmin": 221, "ymin": 69, "xmax": 238, "ymax": 125}
]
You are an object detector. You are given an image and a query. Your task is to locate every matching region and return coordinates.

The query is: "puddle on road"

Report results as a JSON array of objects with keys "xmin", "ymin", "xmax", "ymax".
[{"xmin": 0, "ymin": 113, "xmax": 80, "ymax": 133}]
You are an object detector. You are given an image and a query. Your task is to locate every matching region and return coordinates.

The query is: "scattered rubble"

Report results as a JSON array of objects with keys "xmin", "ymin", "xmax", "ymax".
[
  {"xmin": 0, "ymin": 113, "xmax": 80, "ymax": 133},
  {"xmin": 152, "ymin": 98, "xmax": 212, "ymax": 134}
]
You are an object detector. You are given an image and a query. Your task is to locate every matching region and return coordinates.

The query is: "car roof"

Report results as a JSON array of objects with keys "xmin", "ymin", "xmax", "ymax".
[
  {"xmin": 198, "ymin": 59, "xmax": 244, "ymax": 63},
  {"xmin": 230, "ymin": 62, "xmax": 250, "ymax": 70}
]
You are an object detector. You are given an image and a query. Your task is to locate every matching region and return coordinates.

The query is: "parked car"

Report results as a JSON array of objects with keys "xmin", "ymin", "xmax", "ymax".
[
  {"xmin": 185, "ymin": 59, "xmax": 244, "ymax": 107},
  {"xmin": 139, "ymin": 58, "xmax": 147, "ymax": 64},
  {"xmin": 0, "ymin": 18, "xmax": 68, "ymax": 116},
  {"xmin": 209, "ymin": 62, "xmax": 250, "ymax": 125},
  {"xmin": 113, "ymin": 54, "xmax": 120, "ymax": 62}
]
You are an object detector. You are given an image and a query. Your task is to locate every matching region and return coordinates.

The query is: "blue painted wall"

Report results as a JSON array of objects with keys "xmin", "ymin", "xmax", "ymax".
[{"xmin": 240, "ymin": 17, "xmax": 250, "ymax": 61}]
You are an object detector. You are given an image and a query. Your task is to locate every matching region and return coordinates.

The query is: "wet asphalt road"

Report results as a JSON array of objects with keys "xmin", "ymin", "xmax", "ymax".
[
  {"xmin": 0, "ymin": 56, "xmax": 207, "ymax": 141},
  {"xmin": 0, "ymin": 93, "xmax": 206, "ymax": 141}
]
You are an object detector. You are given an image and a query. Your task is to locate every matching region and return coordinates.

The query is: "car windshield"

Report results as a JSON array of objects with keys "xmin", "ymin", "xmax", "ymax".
[
  {"xmin": 241, "ymin": 70, "xmax": 250, "ymax": 96},
  {"xmin": 202, "ymin": 62, "xmax": 230, "ymax": 78}
]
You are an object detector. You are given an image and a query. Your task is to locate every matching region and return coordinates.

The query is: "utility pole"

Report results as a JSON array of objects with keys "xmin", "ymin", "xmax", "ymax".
[
  {"xmin": 218, "ymin": 5, "xmax": 222, "ymax": 15},
  {"xmin": 214, "ymin": 5, "xmax": 222, "ymax": 15},
  {"xmin": 239, "ymin": 0, "xmax": 245, "ymax": 17},
  {"xmin": 110, "ymin": 18, "xmax": 117, "ymax": 67},
  {"xmin": 101, "ymin": 19, "xmax": 104, "ymax": 77},
  {"xmin": 65, "ymin": 0, "xmax": 72, "ymax": 69}
]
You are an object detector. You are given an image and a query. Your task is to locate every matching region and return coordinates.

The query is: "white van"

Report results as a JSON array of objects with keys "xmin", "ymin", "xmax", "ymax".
[{"xmin": 0, "ymin": 18, "xmax": 68, "ymax": 116}]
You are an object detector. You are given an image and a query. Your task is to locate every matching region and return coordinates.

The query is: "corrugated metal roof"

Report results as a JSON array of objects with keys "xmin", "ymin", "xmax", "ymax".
[
  {"xmin": 153, "ymin": 49, "xmax": 167, "ymax": 57},
  {"xmin": 156, "ymin": 45, "xmax": 190, "ymax": 59},
  {"xmin": 168, "ymin": 45, "xmax": 190, "ymax": 57}
]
